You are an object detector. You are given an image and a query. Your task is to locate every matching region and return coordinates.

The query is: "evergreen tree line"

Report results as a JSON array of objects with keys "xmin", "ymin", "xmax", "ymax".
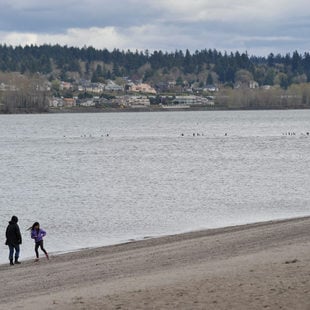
[{"xmin": 1, "ymin": 44, "xmax": 310, "ymax": 88}]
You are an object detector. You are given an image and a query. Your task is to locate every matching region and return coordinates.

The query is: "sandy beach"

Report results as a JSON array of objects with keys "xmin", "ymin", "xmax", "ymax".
[{"xmin": 1, "ymin": 216, "xmax": 309, "ymax": 310}]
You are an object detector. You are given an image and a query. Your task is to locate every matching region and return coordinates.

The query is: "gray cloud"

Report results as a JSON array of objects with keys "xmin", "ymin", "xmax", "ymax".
[
  {"xmin": 0, "ymin": 0, "xmax": 159, "ymax": 32},
  {"xmin": 0, "ymin": 0, "xmax": 310, "ymax": 55}
]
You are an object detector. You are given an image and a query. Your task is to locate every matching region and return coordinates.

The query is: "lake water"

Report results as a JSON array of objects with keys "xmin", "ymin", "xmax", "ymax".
[{"xmin": 0, "ymin": 110, "xmax": 309, "ymax": 263}]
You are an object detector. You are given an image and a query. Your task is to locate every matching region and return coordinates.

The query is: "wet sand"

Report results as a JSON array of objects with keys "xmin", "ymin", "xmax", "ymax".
[{"xmin": 0, "ymin": 216, "xmax": 309, "ymax": 309}]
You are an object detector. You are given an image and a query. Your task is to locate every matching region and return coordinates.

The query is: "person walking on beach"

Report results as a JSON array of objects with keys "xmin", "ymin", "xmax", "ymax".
[
  {"xmin": 30, "ymin": 222, "xmax": 49, "ymax": 262},
  {"xmin": 5, "ymin": 215, "xmax": 22, "ymax": 266}
]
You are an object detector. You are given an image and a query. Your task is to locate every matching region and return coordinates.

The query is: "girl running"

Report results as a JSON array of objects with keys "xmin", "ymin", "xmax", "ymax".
[{"xmin": 30, "ymin": 222, "xmax": 49, "ymax": 261}]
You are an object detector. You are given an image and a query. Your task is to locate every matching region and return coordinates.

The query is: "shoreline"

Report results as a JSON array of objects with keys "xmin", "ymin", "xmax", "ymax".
[
  {"xmin": 2, "ymin": 215, "xmax": 308, "ymax": 266},
  {"xmin": 38, "ymin": 215, "xmax": 310, "ymax": 259},
  {"xmin": 1, "ymin": 105, "xmax": 310, "ymax": 115},
  {"xmin": 1, "ymin": 216, "xmax": 310, "ymax": 309}
]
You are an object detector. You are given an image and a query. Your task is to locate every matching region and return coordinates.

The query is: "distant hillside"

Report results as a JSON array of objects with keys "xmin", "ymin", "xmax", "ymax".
[{"xmin": 1, "ymin": 44, "xmax": 310, "ymax": 89}]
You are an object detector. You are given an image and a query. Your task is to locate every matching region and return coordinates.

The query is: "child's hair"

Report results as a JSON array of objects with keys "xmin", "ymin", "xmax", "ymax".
[{"xmin": 27, "ymin": 222, "xmax": 40, "ymax": 231}]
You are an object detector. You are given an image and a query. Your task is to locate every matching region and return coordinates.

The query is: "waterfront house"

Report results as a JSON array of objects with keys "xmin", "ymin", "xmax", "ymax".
[
  {"xmin": 49, "ymin": 97, "xmax": 63, "ymax": 108},
  {"xmin": 117, "ymin": 95, "xmax": 150, "ymax": 108},
  {"xmin": 63, "ymin": 98, "xmax": 76, "ymax": 107},
  {"xmin": 130, "ymin": 83, "xmax": 156, "ymax": 94},
  {"xmin": 77, "ymin": 99, "xmax": 96, "ymax": 107},
  {"xmin": 104, "ymin": 80, "xmax": 124, "ymax": 92},
  {"xmin": 172, "ymin": 95, "xmax": 209, "ymax": 105}
]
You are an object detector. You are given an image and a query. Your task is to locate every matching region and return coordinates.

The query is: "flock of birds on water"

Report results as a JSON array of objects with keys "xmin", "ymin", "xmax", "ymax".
[
  {"xmin": 281, "ymin": 132, "xmax": 309, "ymax": 136},
  {"xmin": 183, "ymin": 132, "xmax": 309, "ymax": 137},
  {"xmin": 61, "ymin": 132, "xmax": 310, "ymax": 138}
]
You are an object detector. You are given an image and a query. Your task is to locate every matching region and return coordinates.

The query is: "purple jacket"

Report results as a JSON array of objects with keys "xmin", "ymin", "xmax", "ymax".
[{"xmin": 31, "ymin": 228, "xmax": 46, "ymax": 243}]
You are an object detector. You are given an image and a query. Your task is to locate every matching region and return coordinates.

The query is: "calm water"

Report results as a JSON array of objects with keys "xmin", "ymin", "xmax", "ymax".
[{"xmin": 0, "ymin": 110, "xmax": 309, "ymax": 263}]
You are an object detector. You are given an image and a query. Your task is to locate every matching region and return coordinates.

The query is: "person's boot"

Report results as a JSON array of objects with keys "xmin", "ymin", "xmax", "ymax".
[
  {"xmin": 10, "ymin": 259, "xmax": 14, "ymax": 266},
  {"xmin": 14, "ymin": 257, "xmax": 21, "ymax": 264}
]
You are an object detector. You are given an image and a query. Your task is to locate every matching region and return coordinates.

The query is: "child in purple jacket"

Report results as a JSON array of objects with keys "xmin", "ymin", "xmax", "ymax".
[{"xmin": 30, "ymin": 222, "xmax": 49, "ymax": 261}]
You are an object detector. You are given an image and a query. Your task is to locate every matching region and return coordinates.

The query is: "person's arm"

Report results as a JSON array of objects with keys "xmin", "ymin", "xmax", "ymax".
[
  {"xmin": 16, "ymin": 225, "xmax": 22, "ymax": 244},
  {"xmin": 5, "ymin": 226, "xmax": 8, "ymax": 245},
  {"xmin": 31, "ymin": 230, "xmax": 36, "ymax": 240}
]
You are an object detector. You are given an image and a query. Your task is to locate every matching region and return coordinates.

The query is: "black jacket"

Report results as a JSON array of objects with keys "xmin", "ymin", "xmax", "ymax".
[{"xmin": 5, "ymin": 221, "xmax": 22, "ymax": 246}]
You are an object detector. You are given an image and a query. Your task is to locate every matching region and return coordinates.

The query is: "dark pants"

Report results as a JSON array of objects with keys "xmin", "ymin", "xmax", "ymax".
[
  {"xmin": 35, "ymin": 240, "xmax": 47, "ymax": 258},
  {"xmin": 8, "ymin": 244, "xmax": 20, "ymax": 261}
]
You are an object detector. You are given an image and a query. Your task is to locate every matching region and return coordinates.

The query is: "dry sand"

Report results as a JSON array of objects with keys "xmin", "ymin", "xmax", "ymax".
[{"xmin": 0, "ymin": 217, "xmax": 310, "ymax": 310}]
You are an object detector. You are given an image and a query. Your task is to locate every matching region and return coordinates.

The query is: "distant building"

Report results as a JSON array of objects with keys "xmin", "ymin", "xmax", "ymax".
[
  {"xmin": 117, "ymin": 95, "xmax": 150, "ymax": 108},
  {"xmin": 249, "ymin": 80, "xmax": 259, "ymax": 89},
  {"xmin": 0, "ymin": 83, "xmax": 6, "ymax": 91},
  {"xmin": 0, "ymin": 83, "xmax": 18, "ymax": 91},
  {"xmin": 63, "ymin": 98, "xmax": 76, "ymax": 107},
  {"xmin": 130, "ymin": 83, "xmax": 156, "ymax": 94},
  {"xmin": 235, "ymin": 80, "xmax": 259, "ymax": 89},
  {"xmin": 261, "ymin": 85, "xmax": 272, "ymax": 90},
  {"xmin": 168, "ymin": 81, "xmax": 176, "ymax": 89},
  {"xmin": 49, "ymin": 97, "xmax": 63, "ymax": 108},
  {"xmin": 204, "ymin": 85, "xmax": 219, "ymax": 92},
  {"xmin": 155, "ymin": 82, "xmax": 169, "ymax": 92},
  {"xmin": 172, "ymin": 95, "xmax": 209, "ymax": 105},
  {"xmin": 104, "ymin": 80, "xmax": 124, "ymax": 92},
  {"xmin": 83, "ymin": 83, "xmax": 105, "ymax": 94},
  {"xmin": 78, "ymin": 99, "xmax": 96, "ymax": 107},
  {"xmin": 60, "ymin": 81, "xmax": 73, "ymax": 90}
]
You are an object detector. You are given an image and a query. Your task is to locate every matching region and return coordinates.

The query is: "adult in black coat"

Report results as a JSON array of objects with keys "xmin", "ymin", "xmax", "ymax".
[{"xmin": 5, "ymin": 215, "xmax": 22, "ymax": 265}]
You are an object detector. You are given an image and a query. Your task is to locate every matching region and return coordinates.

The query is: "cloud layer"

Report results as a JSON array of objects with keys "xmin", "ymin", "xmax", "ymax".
[{"xmin": 0, "ymin": 0, "xmax": 309, "ymax": 55}]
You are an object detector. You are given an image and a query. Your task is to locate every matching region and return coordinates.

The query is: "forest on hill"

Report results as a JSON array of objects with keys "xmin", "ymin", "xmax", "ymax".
[
  {"xmin": 1, "ymin": 44, "xmax": 310, "ymax": 113},
  {"xmin": 0, "ymin": 44, "xmax": 310, "ymax": 88}
]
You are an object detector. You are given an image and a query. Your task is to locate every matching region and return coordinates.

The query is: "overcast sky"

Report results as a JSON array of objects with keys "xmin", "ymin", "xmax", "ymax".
[{"xmin": 0, "ymin": 0, "xmax": 309, "ymax": 56}]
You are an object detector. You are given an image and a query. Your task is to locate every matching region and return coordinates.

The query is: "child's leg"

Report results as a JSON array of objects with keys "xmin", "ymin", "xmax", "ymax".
[
  {"xmin": 39, "ymin": 240, "xmax": 48, "ymax": 255},
  {"xmin": 35, "ymin": 242, "xmax": 40, "ymax": 258}
]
